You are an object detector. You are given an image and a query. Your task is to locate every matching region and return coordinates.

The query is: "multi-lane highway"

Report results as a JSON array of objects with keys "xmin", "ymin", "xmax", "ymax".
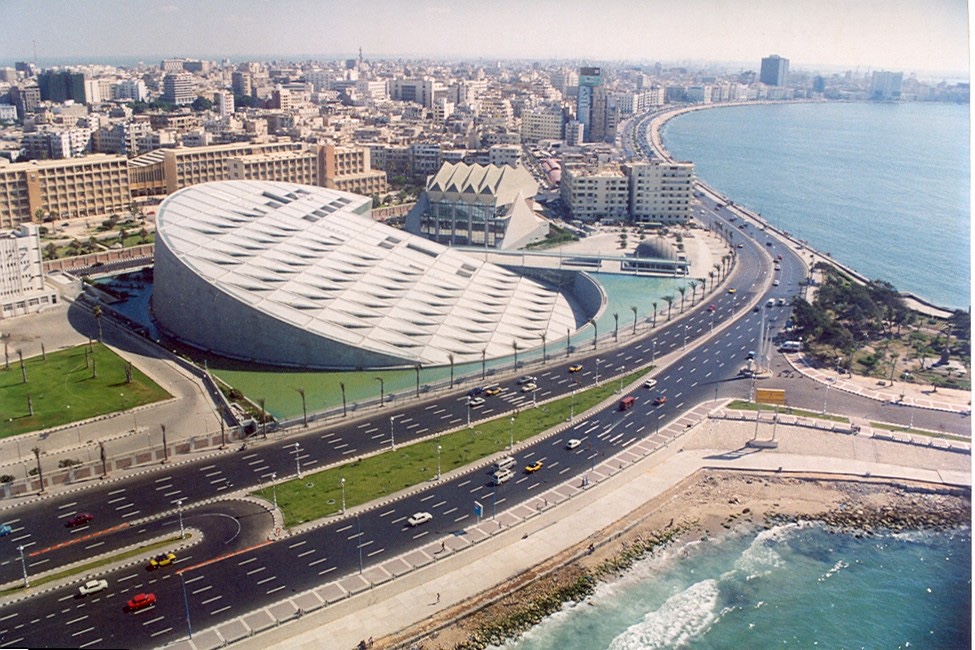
[{"xmin": 0, "ymin": 199, "xmax": 962, "ymax": 648}]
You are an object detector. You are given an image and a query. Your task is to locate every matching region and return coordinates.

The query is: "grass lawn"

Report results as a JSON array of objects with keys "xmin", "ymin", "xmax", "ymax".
[
  {"xmin": 0, "ymin": 342, "xmax": 171, "ymax": 438},
  {"xmin": 254, "ymin": 370, "xmax": 649, "ymax": 527},
  {"xmin": 725, "ymin": 399, "xmax": 850, "ymax": 423}
]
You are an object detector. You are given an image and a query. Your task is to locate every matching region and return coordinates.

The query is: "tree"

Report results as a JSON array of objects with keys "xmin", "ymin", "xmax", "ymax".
[
  {"xmin": 43, "ymin": 243, "xmax": 58, "ymax": 260},
  {"xmin": 664, "ymin": 295, "xmax": 674, "ymax": 320},
  {"xmin": 677, "ymin": 286, "xmax": 686, "ymax": 312},
  {"xmin": 191, "ymin": 96, "xmax": 213, "ymax": 112},
  {"xmin": 92, "ymin": 305, "xmax": 103, "ymax": 342},
  {"xmin": 139, "ymin": 227, "xmax": 149, "ymax": 244}
]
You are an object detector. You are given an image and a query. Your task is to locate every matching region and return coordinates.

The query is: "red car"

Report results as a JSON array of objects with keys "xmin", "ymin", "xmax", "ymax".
[
  {"xmin": 65, "ymin": 513, "xmax": 93, "ymax": 528},
  {"xmin": 127, "ymin": 592, "xmax": 156, "ymax": 611},
  {"xmin": 653, "ymin": 395, "xmax": 668, "ymax": 406}
]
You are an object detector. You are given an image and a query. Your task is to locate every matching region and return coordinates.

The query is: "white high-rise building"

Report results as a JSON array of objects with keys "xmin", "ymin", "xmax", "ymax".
[
  {"xmin": 625, "ymin": 161, "xmax": 695, "ymax": 226},
  {"xmin": 214, "ymin": 90, "xmax": 234, "ymax": 119}
]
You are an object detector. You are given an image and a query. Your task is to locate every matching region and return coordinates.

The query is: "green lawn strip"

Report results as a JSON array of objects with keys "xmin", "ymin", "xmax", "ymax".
[
  {"xmin": 254, "ymin": 371, "xmax": 648, "ymax": 528},
  {"xmin": 725, "ymin": 399, "xmax": 850, "ymax": 423},
  {"xmin": 0, "ymin": 342, "xmax": 172, "ymax": 438},
  {"xmin": 868, "ymin": 421, "xmax": 971, "ymax": 444},
  {"xmin": 0, "ymin": 535, "xmax": 182, "ymax": 596}
]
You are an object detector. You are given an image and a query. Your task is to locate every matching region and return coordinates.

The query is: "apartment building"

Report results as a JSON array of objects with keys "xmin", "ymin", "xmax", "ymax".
[
  {"xmin": 520, "ymin": 105, "xmax": 564, "ymax": 143},
  {"xmin": 559, "ymin": 164, "xmax": 629, "ymax": 222},
  {"xmin": 162, "ymin": 73, "xmax": 196, "ymax": 106},
  {"xmin": 0, "ymin": 155, "xmax": 131, "ymax": 228},
  {"xmin": 625, "ymin": 161, "xmax": 695, "ymax": 226},
  {"xmin": 0, "ymin": 224, "xmax": 59, "ymax": 319},
  {"xmin": 488, "ymin": 144, "xmax": 523, "ymax": 168},
  {"xmin": 321, "ymin": 144, "xmax": 387, "ymax": 196}
]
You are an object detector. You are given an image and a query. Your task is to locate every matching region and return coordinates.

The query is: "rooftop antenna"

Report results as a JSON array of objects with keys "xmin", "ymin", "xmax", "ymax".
[{"xmin": 33, "ymin": 39, "xmax": 37, "ymax": 65}]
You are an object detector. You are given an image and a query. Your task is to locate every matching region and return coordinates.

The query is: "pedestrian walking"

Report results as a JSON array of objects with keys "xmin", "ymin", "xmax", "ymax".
[{"xmin": 436, "ymin": 592, "xmax": 441, "ymax": 603}]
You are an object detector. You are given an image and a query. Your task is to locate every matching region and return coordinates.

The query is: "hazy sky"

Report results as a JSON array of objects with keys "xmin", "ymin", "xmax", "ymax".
[{"xmin": 1, "ymin": 0, "xmax": 969, "ymax": 76}]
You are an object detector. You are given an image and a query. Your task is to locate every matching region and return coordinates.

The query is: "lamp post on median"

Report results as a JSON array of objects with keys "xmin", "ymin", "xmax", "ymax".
[
  {"xmin": 375, "ymin": 377, "xmax": 384, "ymax": 407},
  {"xmin": 682, "ymin": 324, "xmax": 689, "ymax": 350},
  {"xmin": 175, "ymin": 498, "xmax": 185, "ymax": 539},
  {"xmin": 437, "ymin": 444, "xmax": 442, "ymax": 480},
  {"xmin": 509, "ymin": 416, "xmax": 514, "ymax": 450},
  {"xmin": 652, "ymin": 339, "xmax": 657, "ymax": 365},
  {"xmin": 17, "ymin": 545, "xmax": 28, "ymax": 588},
  {"xmin": 340, "ymin": 477, "xmax": 346, "ymax": 513},
  {"xmin": 270, "ymin": 472, "xmax": 278, "ymax": 511},
  {"xmin": 595, "ymin": 358, "xmax": 600, "ymax": 383},
  {"xmin": 293, "ymin": 442, "xmax": 302, "ymax": 478},
  {"xmin": 389, "ymin": 415, "xmax": 398, "ymax": 449}
]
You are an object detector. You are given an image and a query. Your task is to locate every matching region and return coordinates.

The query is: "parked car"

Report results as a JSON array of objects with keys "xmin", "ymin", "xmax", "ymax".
[
  {"xmin": 65, "ymin": 513, "xmax": 93, "ymax": 528},
  {"xmin": 126, "ymin": 592, "xmax": 156, "ymax": 611},
  {"xmin": 78, "ymin": 579, "xmax": 108, "ymax": 596},
  {"xmin": 407, "ymin": 512, "xmax": 433, "ymax": 527},
  {"xmin": 148, "ymin": 552, "xmax": 176, "ymax": 570},
  {"xmin": 565, "ymin": 439, "xmax": 582, "ymax": 450},
  {"xmin": 524, "ymin": 460, "xmax": 544, "ymax": 473}
]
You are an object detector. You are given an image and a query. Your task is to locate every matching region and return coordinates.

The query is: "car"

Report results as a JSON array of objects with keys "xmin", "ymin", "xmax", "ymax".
[
  {"xmin": 78, "ymin": 579, "xmax": 109, "ymax": 596},
  {"xmin": 644, "ymin": 378, "xmax": 658, "ymax": 389},
  {"xmin": 127, "ymin": 592, "xmax": 156, "ymax": 611},
  {"xmin": 517, "ymin": 375, "xmax": 537, "ymax": 385},
  {"xmin": 524, "ymin": 460, "xmax": 544, "ymax": 473},
  {"xmin": 777, "ymin": 298, "xmax": 787, "ymax": 306},
  {"xmin": 773, "ymin": 279, "xmax": 780, "ymax": 286},
  {"xmin": 766, "ymin": 241, "xmax": 773, "ymax": 247},
  {"xmin": 0, "ymin": 524, "xmax": 12, "ymax": 537},
  {"xmin": 766, "ymin": 298, "xmax": 775, "ymax": 307},
  {"xmin": 777, "ymin": 254, "xmax": 783, "ymax": 260},
  {"xmin": 653, "ymin": 395, "xmax": 668, "ymax": 406},
  {"xmin": 521, "ymin": 382, "xmax": 537, "ymax": 392},
  {"xmin": 565, "ymin": 439, "xmax": 582, "ymax": 450},
  {"xmin": 467, "ymin": 396, "xmax": 486, "ymax": 407},
  {"xmin": 707, "ymin": 304, "xmax": 716, "ymax": 312},
  {"xmin": 727, "ymin": 288, "xmax": 736, "ymax": 294},
  {"xmin": 568, "ymin": 364, "xmax": 583, "ymax": 373},
  {"xmin": 407, "ymin": 512, "xmax": 433, "ymax": 527},
  {"xmin": 467, "ymin": 386, "xmax": 485, "ymax": 397},
  {"xmin": 492, "ymin": 468, "xmax": 514, "ymax": 485},
  {"xmin": 484, "ymin": 385, "xmax": 503, "ymax": 396},
  {"xmin": 747, "ymin": 351, "xmax": 756, "ymax": 360},
  {"xmin": 737, "ymin": 243, "xmax": 744, "ymax": 248},
  {"xmin": 148, "ymin": 552, "xmax": 176, "ymax": 569},
  {"xmin": 65, "ymin": 513, "xmax": 93, "ymax": 528}
]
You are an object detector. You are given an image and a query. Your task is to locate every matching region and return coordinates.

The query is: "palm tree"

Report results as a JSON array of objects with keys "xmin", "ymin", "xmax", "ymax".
[
  {"xmin": 92, "ymin": 305, "xmax": 103, "ymax": 342},
  {"xmin": 709, "ymin": 270, "xmax": 716, "ymax": 291},
  {"xmin": 448, "ymin": 353, "xmax": 455, "ymax": 388},
  {"xmin": 652, "ymin": 301, "xmax": 658, "ymax": 327},
  {"xmin": 588, "ymin": 318, "xmax": 597, "ymax": 349},
  {"xmin": 677, "ymin": 286, "xmax": 686, "ymax": 312},
  {"xmin": 512, "ymin": 340, "xmax": 520, "ymax": 370},
  {"xmin": 664, "ymin": 295, "xmax": 674, "ymax": 320},
  {"xmin": 613, "ymin": 312, "xmax": 619, "ymax": 341},
  {"xmin": 713, "ymin": 262, "xmax": 722, "ymax": 282},
  {"xmin": 540, "ymin": 333, "xmax": 547, "ymax": 364},
  {"xmin": 630, "ymin": 305, "xmax": 638, "ymax": 334}
]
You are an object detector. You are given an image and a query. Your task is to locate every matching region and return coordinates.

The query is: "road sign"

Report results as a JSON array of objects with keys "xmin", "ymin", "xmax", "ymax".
[
  {"xmin": 473, "ymin": 501, "xmax": 483, "ymax": 519},
  {"xmin": 756, "ymin": 388, "xmax": 786, "ymax": 405}
]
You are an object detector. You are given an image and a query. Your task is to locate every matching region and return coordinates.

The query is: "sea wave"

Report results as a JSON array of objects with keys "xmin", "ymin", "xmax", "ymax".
[{"xmin": 607, "ymin": 579, "xmax": 720, "ymax": 649}]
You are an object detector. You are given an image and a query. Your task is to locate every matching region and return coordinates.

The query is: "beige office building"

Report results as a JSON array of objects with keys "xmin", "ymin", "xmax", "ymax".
[
  {"xmin": 321, "ymin": 144, "xmax": 387, "ymax": 196},
  {"xmin": 229, "ymin": 150, "xmax": 320, "ymax": 186},
  {"xmin": 625, "ymin": 161, "xmax": 695, "ymax": 226},
  {"xmin": 0, "ymin": 224, "xmax": 59, "ymax": 318},
  {"xmin": 0, "ymin": 155, "xmax": 131, "ymax": 228},
  {"xmin": 559, "ymin": 165, "xmax": 630, "ymax": 222}
]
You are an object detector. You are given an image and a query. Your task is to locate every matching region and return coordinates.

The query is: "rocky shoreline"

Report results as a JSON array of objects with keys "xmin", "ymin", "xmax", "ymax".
[{"xmin": 384, "ymin": 470, "xmax": 971, "ymax": 650}]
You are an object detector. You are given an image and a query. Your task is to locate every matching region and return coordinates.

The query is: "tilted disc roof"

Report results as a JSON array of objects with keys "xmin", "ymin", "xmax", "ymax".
[{"xmin": 156, "ymin": 180, "xmax": 577, "ymax": 366}]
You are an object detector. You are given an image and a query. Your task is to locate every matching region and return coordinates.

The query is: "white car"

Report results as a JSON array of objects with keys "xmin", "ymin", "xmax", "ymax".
[
  {"xmin": 644, "ymin": 378, "xmax": 658, "ymax": 389},
  {"xmin": 78, "ymin": 579, "xmax": 108, "ymax": 596},
  {"xmin": 521, "ymin": 382, "xmax": 537, "ymax": 392},
  {"xmin": 565, "ymin": 438, "xmax": 582, "ymax": 450},
  {"xmin": 467, "ymin": 396, "xmax": 486, "ymax": 406},
  {"xmin": 407, "ymin": 512, "xmax": 433, "ymax": 527},
  {"xmin": 517, "ymin": 375, "xmax": 537, "ymax": 385}
]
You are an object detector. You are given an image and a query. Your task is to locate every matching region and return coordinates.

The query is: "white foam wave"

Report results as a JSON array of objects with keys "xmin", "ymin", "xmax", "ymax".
[
  {"xmin": 607, "ymin": 579, "xmax": 720, "ymax": 649},
  {"xmin": 817, "ymin": 559, "xmax": 849, "ymax": 582}
]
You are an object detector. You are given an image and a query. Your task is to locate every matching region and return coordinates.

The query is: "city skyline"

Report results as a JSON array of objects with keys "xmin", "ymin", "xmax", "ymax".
[{"xmin": 1, "ymin": 0, "xmax": 969, "ymax": 78}]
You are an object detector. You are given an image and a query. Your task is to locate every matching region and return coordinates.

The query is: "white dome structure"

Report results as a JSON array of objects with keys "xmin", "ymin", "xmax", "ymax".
[{"xmin": 152, "ymin": 181, "xmax": 584, "ymax": 369}]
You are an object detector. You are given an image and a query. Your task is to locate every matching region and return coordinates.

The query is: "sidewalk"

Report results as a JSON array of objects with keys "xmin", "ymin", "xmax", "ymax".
[
  {"xmin": 167, "ymin": 408, "xmax": 970, "ymax": 650},
  {"xmin": 787, "ymin": 352, "xmax": 971, "ymax": 414}
]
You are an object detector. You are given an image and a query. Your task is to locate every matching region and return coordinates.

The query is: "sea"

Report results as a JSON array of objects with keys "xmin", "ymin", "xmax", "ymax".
[
  {"xmin": 498, "ymin": 523, "xmax": 971, "ymax": 649},
  {"xmin": 658, "ymin": 101, "xmax": 970, "ymax": 311}
]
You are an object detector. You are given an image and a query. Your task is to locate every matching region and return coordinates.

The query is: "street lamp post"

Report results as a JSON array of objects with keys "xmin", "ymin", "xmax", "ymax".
[
  {"xmin": 595, "ymin": 358, "xmax": 600, "ymax": 383},
  {"xmin": 270, "ymin": 472, "xmax": 278, "ymax": 510},
  {"xmin": 375, "ymin": 377, "xmax": 384, "ymax": 407},
  {"xmin": 340, "ymin": 477, "xmax": 346, "ymax": 513},
  {"xmin": 17, "ymin": 545, "xmax": 28, "ymax": 588},
  {"xmin": 389, "ymin": 415, "xmax": 398, "ymax": 449},
  {"xmin": 467, "ymin": 401, "xmax": 471, "ymax": 428},
  {"xmin": 436, "ymin": 444, "xmax": 442, "ymax": 480},
  {"xmin": 509, "ymin": 416, "xmax": 514, "ymax": 450},
  {"xmin": 293, "ymin": 442, "xmax": 302, "ymax": 478},
  {"xmin": 570, "ymin": 390, "xmax": 576, "ymax": 421},
  {"xmin": 180, "ymin": 572, "xmax": 193, "ymax": 639},
  {"xmin": 683, "ymin": 325, "xmax": 689, "ymax": 350},
  {"xmin": 175, "ymin": 498, "xmax": 185, "ymax": 539},
  {"xmin": 652, "ymin": 340, "xmax": 657, "ymax": 365},
  {"xmin": 823, "ymin": 381, "xmax": 830, "ymax": 415}
]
